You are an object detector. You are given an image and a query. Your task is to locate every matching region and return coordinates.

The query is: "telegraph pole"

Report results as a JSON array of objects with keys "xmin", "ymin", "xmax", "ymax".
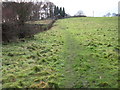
[{"xmin": 93, "ymin": 11, "xmax": 94, "ymax": 17}]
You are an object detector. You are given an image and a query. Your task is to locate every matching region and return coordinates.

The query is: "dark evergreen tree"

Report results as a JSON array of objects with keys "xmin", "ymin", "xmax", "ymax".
[
  {"xmin": 54, "ymin": 6, "xmax": 66, "ymax": 18},
  {"xmin": 62, "ymin": 7, "xmax": 65, "ymax": 17},
  {"xmin": 59, "ymin": 7, "xmax": 62, "ymax": 16},
  {"xmin": 54, "ymin": 6, "xmax": 57, "ymax": 16},
  {"xmin": 56, "ymin": 6, "xmax": 59, "ymax": 15}
]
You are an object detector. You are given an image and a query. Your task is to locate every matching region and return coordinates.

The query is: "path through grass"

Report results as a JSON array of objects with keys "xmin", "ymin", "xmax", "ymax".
[{"xmin": 2, "ymin": 17, "xmax": 119, "ymax": 88}]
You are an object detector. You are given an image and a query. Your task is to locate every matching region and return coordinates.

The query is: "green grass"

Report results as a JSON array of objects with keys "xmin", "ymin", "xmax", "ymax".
[
  {"xmin": 26, "ymin": 20, "xmax": 53, "ymax": 24},
  {"xmin": 2, "ymin": 17, "xmax": 119, "ymax": 88}
]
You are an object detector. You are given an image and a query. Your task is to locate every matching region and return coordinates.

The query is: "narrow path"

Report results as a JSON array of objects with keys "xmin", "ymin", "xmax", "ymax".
[
  {"xmin": 62, "ymin": 31, "xmax": 80, "ymax": 88},
  {"xmin": 56, "ymin": 17, "xmax": 118, "ymax": 88}
]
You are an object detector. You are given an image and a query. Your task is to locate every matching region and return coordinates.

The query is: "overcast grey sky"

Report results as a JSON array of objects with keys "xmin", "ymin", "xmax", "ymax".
[
  {"xmin": 3, "ymin": 0, "xmax": 120, "ymax": 17},
  {"xmin": 45, "ymin": 0, "xmax": 119, "ymax": 17}
]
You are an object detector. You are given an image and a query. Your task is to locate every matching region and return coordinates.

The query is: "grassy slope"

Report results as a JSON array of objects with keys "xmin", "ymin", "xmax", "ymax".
[
  {"xmin": 2, "ymin": 17, "xmax": 119, "ymax": 88},
  {"xmin": 26, "ymin": 20, "xmax": 53, "ymax": 24},
  {"xmin": 59, "ymin": 17, "xmax": 118, "ymax": 88}
]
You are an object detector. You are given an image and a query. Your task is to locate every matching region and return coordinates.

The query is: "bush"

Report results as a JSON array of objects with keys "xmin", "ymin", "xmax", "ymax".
[
  {"xmin": 2, "ymin": 22, "xmax": 19, "ymax": 42},
  {"xmin": 2, "ymin": 20, "xmax": 56, "ymax": 43}
]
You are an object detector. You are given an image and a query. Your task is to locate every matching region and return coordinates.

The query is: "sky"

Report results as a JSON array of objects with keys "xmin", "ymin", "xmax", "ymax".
[
  {"xmin": 3, "ymin": 0, "xmax": 120, "ymax": 17},
  {"xmin": 44, "ymin": 0, "xmax": 120, "ymax": 17}
]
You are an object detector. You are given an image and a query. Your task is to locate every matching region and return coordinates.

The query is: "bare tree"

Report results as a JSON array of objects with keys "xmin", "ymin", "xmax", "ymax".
[
  {"xmin": 48, "ymin": 2, "xmax": 55, "ymax": 18},
  {"xmin": 42, "ymin": 4, "xmax": 47, "ymax": 18},
  {"xmin": 106, "ymin": 12, "xmax": 111, "ymax": 17},
  {"xmin": 2, "ymin": 2, "xmax": 18, "ymax": 23},
  {"xmin": 14, "ymin": 2, "xmax": 33, "ymax": 25},
  {"xmin": 31, "ymin": 2, "xmax": 42, "ymax": 20},
  {"xmin": 75, "ymin": 10, "xmax": 84, "ymax": 16},
  {"xmin": 112, "ymin": 13, "xmax": 116, "ymax": 16}
]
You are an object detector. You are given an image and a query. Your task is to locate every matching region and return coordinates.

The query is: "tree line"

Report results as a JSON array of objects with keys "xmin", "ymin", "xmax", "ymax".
[
  {"xmin": 54, "ymin": 6, "xmax": 66, "ymax": 18},
  {"xmin": 2, "ymin": 1, "xmax": 67, "ymax": 42},
  {"xmin": 2, "ymin": 1, "xmax": 66, "ymax": 25},
  {"xmin": 103, "ymin": 12, "xmax": 120, "ymax": 17}
]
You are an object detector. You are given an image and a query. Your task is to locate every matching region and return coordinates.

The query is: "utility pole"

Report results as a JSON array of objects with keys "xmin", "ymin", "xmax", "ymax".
[{"xmin": 93, "ymin": 11, "xmax": 94, "ymax": 17}]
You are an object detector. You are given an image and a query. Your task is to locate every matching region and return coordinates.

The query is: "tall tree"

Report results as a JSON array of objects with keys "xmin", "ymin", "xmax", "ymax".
[
  {"xmin": 59, "ymin": 7, "xmax": 62, "ymax": 16},
  {"xmin": 2, "ymin": 2, "xmax": 17, "ymax": 22},
  {"xmin": 56, "ymin": 6, "xmax": 59, "ymax": 15},
  {"xmin": 54, "ymin": 6, "xmax": 57, "ymax": 16},
  {"xmin": 49, "ymin": 2, "xmax": 54, "ymax": 18},
  {"xmin": 32, "ymin": 2, "xmax": 42, "ymax": 20},
  {"xmin": 60, "ymin": 7, "xmax": 65, "ymax": 17},
  {"xmin": 42, "ymin": 4, "xmax": 48, "ymax": 18},
  {"xmin": 13, "ymin": 2, "xmax": 33, "ymax": 25},
  {"xmin": 62, "ymin": 7, "xmax": 65, "ymax": 17}
]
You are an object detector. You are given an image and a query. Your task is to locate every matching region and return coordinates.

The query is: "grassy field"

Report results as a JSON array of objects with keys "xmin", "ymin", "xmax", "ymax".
[
  {"xmin": 2, "ymin": 17, "xmax": 119, "ymax": 88},
  {"xmin": 26, "ymin": 20, "xmax": 53, "ymax": 24}
]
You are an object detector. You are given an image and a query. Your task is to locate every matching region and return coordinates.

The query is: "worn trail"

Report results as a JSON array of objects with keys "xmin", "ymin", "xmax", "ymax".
[{"xmin": 60, "ymin": 27, "xmax": 81, "ymax": 88}]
